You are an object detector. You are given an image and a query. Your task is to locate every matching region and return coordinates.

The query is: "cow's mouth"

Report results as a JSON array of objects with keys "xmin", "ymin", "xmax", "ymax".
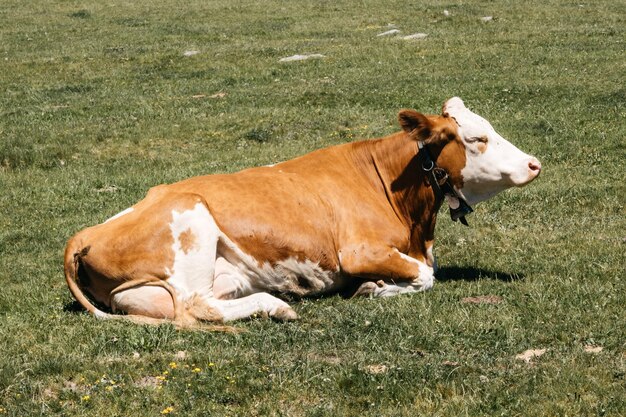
[{"xmin": 514, "ymin": 157, "xmax": 542, "ymax": 187}]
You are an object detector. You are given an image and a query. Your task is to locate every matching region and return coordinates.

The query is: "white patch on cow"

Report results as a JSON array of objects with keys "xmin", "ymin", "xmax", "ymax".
[
  {"xmin": 444, "ymin": 97, "xmax": 541, "ymax": 205},
  {"xmin": 166, "ymin": 203, "xmax": 219, "ymax": 301},
  {"xmin": 216, "ymin": 235, "xmax": 341, "ymax": 298},
  {"xmin": 103, "ymin": 207, "xmax": 134, "ymax": 223},
  {"xmin": 396, "ymin": 250, "xmax": 435, "ymax": 291}
]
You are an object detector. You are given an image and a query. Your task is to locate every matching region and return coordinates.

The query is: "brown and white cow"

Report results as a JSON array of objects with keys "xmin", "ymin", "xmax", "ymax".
[{"xmin": 64, "ymin": 97, "xmax": 541, "ymax": 327}]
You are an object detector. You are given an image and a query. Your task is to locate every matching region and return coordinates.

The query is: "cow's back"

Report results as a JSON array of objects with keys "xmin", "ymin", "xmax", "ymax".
[{"xmin": 171, "ymin": 143, "xmax": 373, "ymax": 271}]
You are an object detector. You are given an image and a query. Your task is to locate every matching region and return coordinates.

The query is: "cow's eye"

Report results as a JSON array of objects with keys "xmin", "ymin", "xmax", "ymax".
[{"xmin": 466, "ymin": 136, "xmax": 488, "ymax": 144}]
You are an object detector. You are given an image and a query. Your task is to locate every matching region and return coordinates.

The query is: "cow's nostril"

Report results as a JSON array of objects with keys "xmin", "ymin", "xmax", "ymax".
[{"xmin": 528, "ymin": 159, "xmax": 542, "ymax": 172}]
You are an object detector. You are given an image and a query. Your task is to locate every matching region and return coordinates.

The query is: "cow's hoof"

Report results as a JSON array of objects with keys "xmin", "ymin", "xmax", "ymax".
[
  {"xmin": 352, "ymin": 281, "xmax": 379, "ymax": 298},
  {"xmin": 273, "ymin": 306, "xmax": 299, "ymax": 321}
]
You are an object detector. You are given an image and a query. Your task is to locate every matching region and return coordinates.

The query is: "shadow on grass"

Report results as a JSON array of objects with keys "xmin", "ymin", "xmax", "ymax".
[
  {"xmin": 63, "ymin": 299, "xmax": 111, "ymax": 314},
  {"xmin": 63, "ymin": 300, "xmax": 86, "ymax": 313},
  {"xmin": 436, "ymin": 266, "xmax": 525, "ymax": 283}
]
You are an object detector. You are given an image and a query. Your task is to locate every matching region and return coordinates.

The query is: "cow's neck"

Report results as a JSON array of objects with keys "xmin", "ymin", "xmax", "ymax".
[{"xmin": 367, "ymin": 132, "xmax": 443, "ymax": 251}]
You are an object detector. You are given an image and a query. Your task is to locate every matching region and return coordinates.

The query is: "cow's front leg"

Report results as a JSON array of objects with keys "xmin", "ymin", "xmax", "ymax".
[
  {"xmin": 206, "ymin": 293, "xmax": 298, "ymax": 322},
  {"xmin": 340, "ymin": 246, "xmax": 434, "ymax": 297},
  {"xmin": 352, "ymin": 277, "xmax": 434, "ymax": 298}
]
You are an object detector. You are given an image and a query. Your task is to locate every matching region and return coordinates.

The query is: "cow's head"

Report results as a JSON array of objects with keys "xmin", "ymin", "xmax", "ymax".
[{"xmin": 399, "ymin": 97, "xmax": 541, "ymax": 206}]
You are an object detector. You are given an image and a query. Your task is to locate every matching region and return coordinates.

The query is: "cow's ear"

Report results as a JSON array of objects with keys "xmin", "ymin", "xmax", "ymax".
[{"xmin": 398, "ymin": 110, "xmax": 432, "ymax": 141}]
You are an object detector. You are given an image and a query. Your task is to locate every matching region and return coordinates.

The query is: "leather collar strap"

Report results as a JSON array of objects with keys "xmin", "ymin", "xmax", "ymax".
[{"xmin": 418, "ymin": 141, "xmax": 474, "ymax": 226}]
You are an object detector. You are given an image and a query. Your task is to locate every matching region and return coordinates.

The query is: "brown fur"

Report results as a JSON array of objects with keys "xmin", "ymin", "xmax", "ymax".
[{"xmin": 178, "ymin": 228, "xmax": 198, "ymax": 254}]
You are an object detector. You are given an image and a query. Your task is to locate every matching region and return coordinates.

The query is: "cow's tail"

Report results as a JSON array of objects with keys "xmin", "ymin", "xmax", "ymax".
[{"xmin": 64, "ymin": 236, "xmax": 114, "ymax": 320}]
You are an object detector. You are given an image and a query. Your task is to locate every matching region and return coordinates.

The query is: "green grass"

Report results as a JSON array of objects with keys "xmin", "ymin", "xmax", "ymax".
[{"xmin": 1, "ymin": 0, "xmax": 624, "ymax": 415}]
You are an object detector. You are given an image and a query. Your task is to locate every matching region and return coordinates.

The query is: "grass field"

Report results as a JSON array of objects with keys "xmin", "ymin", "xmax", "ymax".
[{"xmin": 1, "ymin": 0, "xmax": 625, "ymax": 415}]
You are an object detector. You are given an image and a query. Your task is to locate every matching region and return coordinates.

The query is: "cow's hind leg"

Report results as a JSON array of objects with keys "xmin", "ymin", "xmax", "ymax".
[
  {"xmin": 206, "ymin": 293, "xmax": 298, "ymax": 322},
  {"xmin": 110, "ymin": 279, "xmax": 225, "ymax": 327},
  {"xmin": 111, "ymin": 285, "xmax": 175, "ymax": 319},
  {"xmin": 210, "ymin": 257, "xmax": 297, "ymax": 321},
  {"xmin": 212, "ymin": 256, "xmax": 257, "ymax": 300}
]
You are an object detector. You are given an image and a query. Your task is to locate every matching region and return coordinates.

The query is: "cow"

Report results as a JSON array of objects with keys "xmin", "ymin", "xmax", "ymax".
[{"xmin": 64, "ymin": 97, "xmax": 541, "ymax": 328}]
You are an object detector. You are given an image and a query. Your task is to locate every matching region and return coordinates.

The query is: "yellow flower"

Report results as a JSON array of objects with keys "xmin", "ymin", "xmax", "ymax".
[
  {"xmin": 169, "ymin": 362, "xmax": 177, "ymax": 369},
  {"xmin": 208, "ymin": 362, "xmax": 215, "ymax": 367},
  {"xmin": 161, "ymin": 406, "xmax": 174, "ymax": 414},
  {"xmin": 81, "ymin": 395, "xmax": 90, "ymax": 402},
  {"xmin": 191, "ymin": 367, "xmax": 201, "ymax": 373},
  {"xmin": 105, "ymin": 386, "xmax": 113, "ymax": 392}
]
